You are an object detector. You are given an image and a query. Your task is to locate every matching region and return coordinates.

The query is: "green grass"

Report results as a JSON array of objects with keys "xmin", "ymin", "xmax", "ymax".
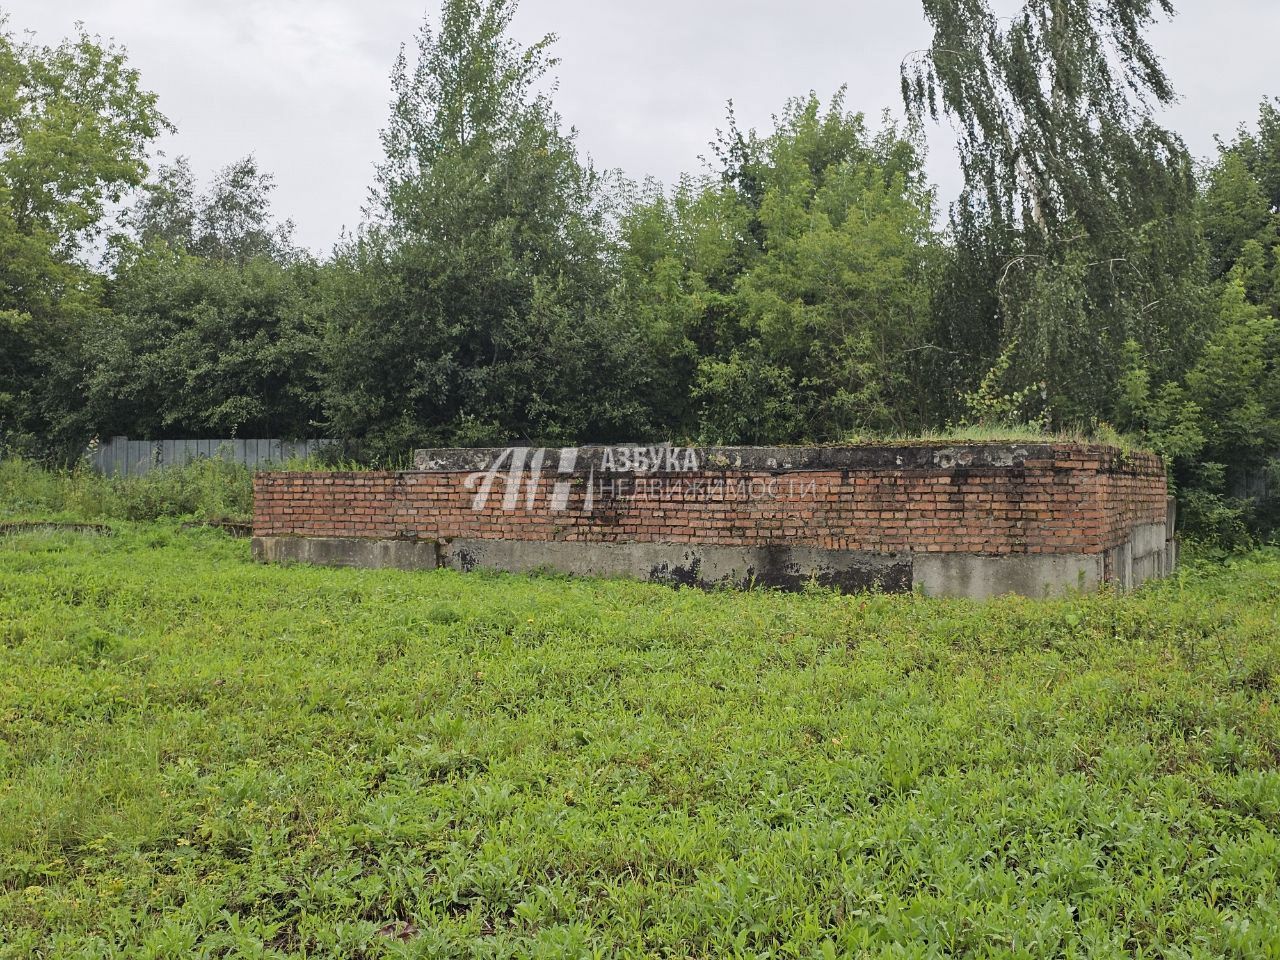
[
  {"xmin": 1, "ymin": 523, "xmax": 1278, "ymax": 957},
  {"xmin": 0, "ymin": 457, "xmax": 255, "ymax": 525},
  {"xmin": 837, "ymin": 423, "xmax": 1137, "ymax": 450}
]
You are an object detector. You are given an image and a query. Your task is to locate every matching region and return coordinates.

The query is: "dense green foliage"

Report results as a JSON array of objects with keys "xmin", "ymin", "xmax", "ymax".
[
  {"xmin": 904, "ymin": 0, "xmax": 1207, "ymax": 424},
  {"xmin": 902, "ymin": 1, "xmax": 1277, "ymax": 542},
  {"xmin": 619, "ymin": 96, "xmax": 940, "ymax": 443},
  {"xmin": 0, "ymin": 1, "xmax": 1276, "ymax": 541},
  {"xmin": 85, "ymin": 157, "xmax": 323, "ymax": 441},
  {"xmin": 320, "ymin": 3, "xmax": 649, "ymax": 455},
  {"xmin": 1, "ymin": 521, "xmax": 1278, "ymax": 955},
  {"xmin": 0, "ymin": 21, "xmax": 169, "ymax": 459}
]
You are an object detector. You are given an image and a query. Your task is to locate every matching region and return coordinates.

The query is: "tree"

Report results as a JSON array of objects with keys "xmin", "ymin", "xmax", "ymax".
[
  {"xmin": 903, "ymin": 0, "xmax": 1210, "ymax": 425},
  {"xmin": 727, "ymin": 96, "xmax": 939, "ymax": 438},
  {"xmin": 90, "ymin": 160, "xmax": 320, "ymax": 439},
  {"xmin": 0, "ymin": 21, "xmax": 168, "ymax": 459},
  {"xmin": 321, "ymin": 0, "xmax": 652, "ymax": 457},
  {"xmin": 613, "ymin": 175, "xmax": 755, "ymax": 437},
  {"xmin": 1227, "ymin": 99, "xmax": 1280, "ymax": 218},
  {"xmin": 1203, "ymin": 100, "xmax": 1280, "ymax": 311},
  {"xmin": 1185, "ymin": 278, "xmax": 1280, "ymax": 473},
  {"xmin": 617, "ymin": 93, "xmax": 940, "ymax": 444},
  {"xmin": 90, "ymin": 252, "xmax": 323, "ymax": 440},
  {"xmin": 127, "ymin": 155, "xmax": 297, "ymax": 264},
  {"xmin": 1162, "ymin": 101, "xmax": 1280, "ymax": 542}
]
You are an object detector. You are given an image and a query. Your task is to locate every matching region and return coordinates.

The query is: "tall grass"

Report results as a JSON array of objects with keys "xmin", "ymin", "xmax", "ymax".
[
  {"xmin": 0, "ymin": 456, "xmax": 255, "ymax": 523},
  {"xmin": 0, "ymin": 525, "xmax": 1278, "ymax": 955}
]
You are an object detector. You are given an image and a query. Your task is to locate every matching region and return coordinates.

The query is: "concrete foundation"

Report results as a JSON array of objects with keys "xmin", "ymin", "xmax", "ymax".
[
  {"xmin": 912, "ymin": 553, "xmax": 1103, "ymax": 600},
  {"xmin": 252, "ymin": 523, "xmax": 1173, "ymax": 599},
  {"xmin": 253, "ymin": 443, "xmax": 1178, "ymax": 599},
  {"xmin": 1104, "ymin": 513, "xmax": 1176, "ymax": 592},
  {"xmin": 251, "ymin": 535, "xmax": 439, "ymax": 572},
  {"xmin": 442, "ymin": 538, "xmax": 913, "ymax": 593},
  {"xmin": 252, "ymin": 536, "xmax": 914, "ymax": 593}
]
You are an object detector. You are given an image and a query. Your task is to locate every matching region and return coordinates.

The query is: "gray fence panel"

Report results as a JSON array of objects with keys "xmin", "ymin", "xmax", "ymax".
[
  {"xmin": 127, "ymin": 440, "xmax": 151, "ymax": 475},
  {"xmin": 84, "ymin": 437, "xmax": 335, "ymax": 476},
  {"xmin": 96, "ymin": 437, "xmax": 129, "ymax": 476}
]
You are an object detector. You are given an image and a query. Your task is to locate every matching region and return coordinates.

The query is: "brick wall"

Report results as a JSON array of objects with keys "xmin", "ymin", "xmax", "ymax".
[{"xmin": 253, "ymin": 444, "xmax": 1168, "ymax": 558}]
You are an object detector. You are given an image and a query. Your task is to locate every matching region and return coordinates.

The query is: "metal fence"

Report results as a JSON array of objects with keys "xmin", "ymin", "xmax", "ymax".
[
  {"xmin": 1230, "ymin": 456, "xmax": 1278, "ymax": 502},
  {"xmin": 87, "ymin": 437, "xmax": 336, "ymax": 477}
]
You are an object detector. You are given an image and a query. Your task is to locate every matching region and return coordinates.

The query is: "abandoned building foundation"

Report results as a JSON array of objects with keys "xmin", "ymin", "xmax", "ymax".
[{"xmin": 251, "ymin": 443, "xmax": 1177, "ymax": 599}]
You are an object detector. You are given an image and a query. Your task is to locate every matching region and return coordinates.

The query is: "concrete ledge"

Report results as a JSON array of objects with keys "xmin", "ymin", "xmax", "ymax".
[
  {"xmin": 1130, "ymin": 521, "xmax": 1168, "ymax": 559},
  {"xmin": 251, "ymin": 536, "xmax": 440, "ymax": 571},
  {"xmin": 252, "ymin": 534, "xmax": 913, "ymax": 593},
  {"xmin": 249, "ymin": 532, "xmax": 1184, "ymax": 599},
  {"xmin": 412, "ymin": 442, "xmax": 1115, "ymax": 474},
  {"xmin": 913, "ymin": 553, "xmax": 1104, "ymax": 600}
]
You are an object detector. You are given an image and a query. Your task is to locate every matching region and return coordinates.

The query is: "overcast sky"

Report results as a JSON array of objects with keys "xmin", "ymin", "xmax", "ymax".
[{"xmin": 7, "ymin": 1, "xmax": 1279, "ymax": 252}]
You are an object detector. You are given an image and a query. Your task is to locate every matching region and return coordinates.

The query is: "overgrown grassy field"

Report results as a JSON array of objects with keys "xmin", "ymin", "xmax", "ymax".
[{"xmin": 1, "ymin": 520, "xmax": 1279, "ymax": 957}]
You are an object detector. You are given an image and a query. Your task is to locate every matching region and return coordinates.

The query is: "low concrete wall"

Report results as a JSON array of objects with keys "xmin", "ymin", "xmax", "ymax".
[
  {"xmin": 251, "ymin": 442, "xmax": 1178, "ymax": 599},
  {"xmin": 252, "ymin": 535, "xmax": 438, "ymax": 572},
  {"xmin": 1104, "ymin": 498, "xmax": 1178, "ymax": 591},
  {"xmin": 253, "ymin": 536, "xmax": 915, "ymax": 592},
  {"xmin": 250, "ymin": 531, "xmax": 1170, "ymax": 599}
]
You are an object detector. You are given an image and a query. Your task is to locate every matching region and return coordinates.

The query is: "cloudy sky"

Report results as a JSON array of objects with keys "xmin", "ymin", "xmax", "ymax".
[{"xmin": 8, "ymin": 0, "xmax": 1279, "ymax": 252}]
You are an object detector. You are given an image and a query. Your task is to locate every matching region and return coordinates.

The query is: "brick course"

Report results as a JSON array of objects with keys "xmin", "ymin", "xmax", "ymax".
[{"xmin": 252, "ymin": 445, "xmax": 1168, "ymax": 558}]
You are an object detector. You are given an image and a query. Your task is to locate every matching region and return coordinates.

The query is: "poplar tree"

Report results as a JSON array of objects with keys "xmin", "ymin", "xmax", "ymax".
[{"xmin": 322, "ymin": 0, "xmax": 650, "ymax": 455}]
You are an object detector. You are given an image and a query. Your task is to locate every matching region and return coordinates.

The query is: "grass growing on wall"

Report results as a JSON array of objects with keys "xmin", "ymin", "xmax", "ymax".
[
  {"xmin": 839, "ymin": 423, "xmax": 1138, "ymax": 450},
  {"xmin": 0, "ymin": 515, "xmax": 1278, "ymax": 956}
]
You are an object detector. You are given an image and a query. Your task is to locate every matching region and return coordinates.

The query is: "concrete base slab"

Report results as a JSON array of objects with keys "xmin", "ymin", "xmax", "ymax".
[
  {"xmin": 1105, "ymin": 519, "xmax": 1174, "ymax": 590},
  {"xmin": 1130, "ymin": 521, "xmax": 1168, "ymax": 559},
  {"xmin": 252, "ymin": 527, "xmax": 1175, "ymax": 600},
  {"xmin": 913, "ymin": 553, "xmax": 1104, "ymax": 600},
  {"xmin": 251, "ymin": 536, "xmax": 440, "ymax": 571},
  {"xmin": 441, "ymin": 538, "xmax": 912, "ymax": 593},
  {"xmin": 251, "ymin": 535, "xmax": 912, "ymax": 593}
]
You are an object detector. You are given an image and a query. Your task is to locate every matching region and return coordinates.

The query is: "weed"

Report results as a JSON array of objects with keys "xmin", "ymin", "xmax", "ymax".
[{"xmin": 0, "ymin": 514, "xmax": 1278, "ymax": 955}]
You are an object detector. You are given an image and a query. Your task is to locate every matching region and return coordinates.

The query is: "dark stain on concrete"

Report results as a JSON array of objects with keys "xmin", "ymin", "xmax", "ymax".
[
  {"xmin": 644, "ymin": 546, "xmax": 912, "ymax": 594},
  {"xmin": 648, "ymin": 554, "xmax": 702, "ymax": 588}
]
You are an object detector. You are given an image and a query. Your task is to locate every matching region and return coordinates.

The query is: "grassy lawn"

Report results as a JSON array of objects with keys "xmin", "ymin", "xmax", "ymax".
[{"xmin": 1, "ymin": 523, "xmax": 1278, "ymax": 957}]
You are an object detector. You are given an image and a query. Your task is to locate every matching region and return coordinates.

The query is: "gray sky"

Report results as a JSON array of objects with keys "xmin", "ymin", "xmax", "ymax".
[{"xmin": 8, "ymin": 1, "xmax": 1280, "ymax": 252}]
